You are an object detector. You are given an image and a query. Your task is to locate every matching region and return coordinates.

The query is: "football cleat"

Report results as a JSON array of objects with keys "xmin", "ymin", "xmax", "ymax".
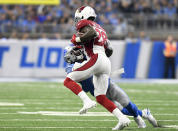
[
  {"xmin": 112, "ymin": 116, "xmax": 130, "ymax": 130},
  {"xmin": 134, "ymin": 115, "xmax": 146, "ymax": 128},
  {"xmin": 142, "ymin": 108, "xmax": 158, "ymax": 127},
  {"xmin": 79, "ymin": 100, "xmax": 96, "ymax": 114}
]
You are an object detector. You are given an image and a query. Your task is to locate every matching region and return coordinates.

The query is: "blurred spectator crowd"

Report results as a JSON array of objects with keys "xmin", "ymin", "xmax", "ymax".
[{"xmin": 0, "ymin": 0, "xmax": 178, "ymax": 39}]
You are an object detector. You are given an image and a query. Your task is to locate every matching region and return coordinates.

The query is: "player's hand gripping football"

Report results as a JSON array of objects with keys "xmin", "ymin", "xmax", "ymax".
[
  {"xmin": 71, "ymin": 34, "xmax": 77, "ymax": 45},
  {"xmin": 71, "ymin": 32, "xmax": 84, "ymax": 45}
]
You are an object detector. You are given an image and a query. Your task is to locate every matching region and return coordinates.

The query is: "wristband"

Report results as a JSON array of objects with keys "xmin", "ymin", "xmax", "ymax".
[{"xmin": 76, "ymin": 37, "xmax": 81, "ymax": 42}]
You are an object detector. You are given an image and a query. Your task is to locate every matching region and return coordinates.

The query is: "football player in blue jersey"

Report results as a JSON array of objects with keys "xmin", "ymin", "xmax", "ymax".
[{"xmin": 64, "ymin": 45, "xmax": 158, "ymax": 128}]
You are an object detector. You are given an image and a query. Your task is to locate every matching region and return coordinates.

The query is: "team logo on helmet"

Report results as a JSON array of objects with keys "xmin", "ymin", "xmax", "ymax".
[{"xmin": 78, "ymin": 6, "xmax": 86, "ymax": 12}]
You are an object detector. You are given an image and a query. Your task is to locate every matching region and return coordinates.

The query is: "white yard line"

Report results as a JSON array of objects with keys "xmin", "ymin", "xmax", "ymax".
[
  {"xmin": 134, "ymin": 100, "xmax": 178, "ymax": 103},
  {"xmin": 18, "ymin": 111, "xmax": 113, "ymax": 116},
  {"xmin": 17, "ymin": 111, "xmax": 178, "ymax": 116},
  {"xmin": 136, "ymin": 103, "xmax": 178, "ymax": 106},
  {"xmin": 0, "ymin": 113, "xmax": 17, "ymax": 114},
  {"xmin": 0, "ymin": 119, "xmax": 177, "ymax": 122},
  {"xmin": 1, "ymin": 99, "xmax": 177, "ymax": 103},
  {"xmin": 0, "ymin": 102, "xmax": 24, "ymax": 106},
  {"xmin": 126, "ymin": 89, "xmax": 178, "ymax": 95},
  {"xmin": 0, "ymin": 97, "xmax": 67, "ymax": 100},
  {"xmin": 163, "ymin": 125, "xmax": 178, "ymax": 129},
  {"xmin": 1, "ymin": 112, "xmax": 178, "ymax": 116},
  {"xmin": 154, "ymin": 114, "xmax": 178, "ymax": 116},
  {"xmin": 1, "ymin": 111, "xmax": 178, "ymax": 116},
  {"xmin": 0, "ymin": 107, "xmax": 80, "ymax": 110},
  {"xmin": 22, "ymin": 103, "xmax": 178, "ymax": 105},
  {"xmin": 0, "ymin": 119, "xmax": 117, "ymax": 122},
  {"xmin": 0, "ymin": 126, "xmax": 178, "ymax": 129},
  {"xmin": 0, "ymin": 127, "xmax": 112, "ymax": 129},
  {"xmin": 0, "ymin": 107, "xmax": 177, "ymax": 111},
  {"xmin": 1, "ymin": 101, "xmax": 177, "ymax": 106}
]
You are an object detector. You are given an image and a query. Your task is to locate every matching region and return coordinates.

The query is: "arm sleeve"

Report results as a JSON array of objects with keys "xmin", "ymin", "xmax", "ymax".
[{"xmin": 79, "ymin": 25, "xmax": 97, "ymax": 43}]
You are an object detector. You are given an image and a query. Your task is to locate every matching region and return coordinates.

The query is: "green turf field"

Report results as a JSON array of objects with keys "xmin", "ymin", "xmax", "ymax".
[{"xmin": 0, "ymin": 82, "xmax": 178, "ymax": 131}]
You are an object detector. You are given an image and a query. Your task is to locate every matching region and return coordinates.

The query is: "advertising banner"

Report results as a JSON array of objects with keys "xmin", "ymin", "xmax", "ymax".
[{"xmin": 0, "ymin": 0, "xmax": 60, "ymax": 5}]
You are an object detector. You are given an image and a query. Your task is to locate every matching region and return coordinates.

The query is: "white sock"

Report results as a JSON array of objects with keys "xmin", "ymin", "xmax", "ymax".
[
  {"xmin": 112, "ymin": 108, "xmax": 124, "ymax": 120},
  {"xmin": 78, "ymin": 91, "xmax": 92, "ymax": 103},
  {"xmin": 135, "ymin": 115, "xmax": 142, "ymax": 120}
]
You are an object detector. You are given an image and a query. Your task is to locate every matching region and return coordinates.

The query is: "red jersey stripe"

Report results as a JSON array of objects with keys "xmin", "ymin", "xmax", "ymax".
[{"xmin": 75, "ymin": 54, "xmax": 98, "ymax": 71}]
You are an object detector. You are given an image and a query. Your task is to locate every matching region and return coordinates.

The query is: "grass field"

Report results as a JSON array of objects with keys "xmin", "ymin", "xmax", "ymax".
[{"xmin": 0, "ymin": 82, "xmax": 178, "ymax": 131}]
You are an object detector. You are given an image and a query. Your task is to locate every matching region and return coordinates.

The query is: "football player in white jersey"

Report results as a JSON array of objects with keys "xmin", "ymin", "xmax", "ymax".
[{"xmin": 63, "ymin": 6, "xmax": 130, "ymax": 130}]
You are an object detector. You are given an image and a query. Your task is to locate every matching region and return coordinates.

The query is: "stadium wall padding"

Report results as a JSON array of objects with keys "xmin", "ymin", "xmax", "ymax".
[
  {"xmin": 0, "ymin": 40, "xmax": 177, "ymax": 78},
  {"xmin": 148, "ymin": 41, "xmax": 165, "ymax": 78},
  {"xmin": 121, "ymin": 42, "xmax": 141, "ymax": 78},
  {"xmin": 136, "ymin": 41, "xmax": 153, "ymax": 78}
]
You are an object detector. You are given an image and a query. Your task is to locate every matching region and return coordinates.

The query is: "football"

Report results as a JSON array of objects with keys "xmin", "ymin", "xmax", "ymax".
[{"xmin": 76, "ymin": 32, "xmax": 84, "ymax": 37}]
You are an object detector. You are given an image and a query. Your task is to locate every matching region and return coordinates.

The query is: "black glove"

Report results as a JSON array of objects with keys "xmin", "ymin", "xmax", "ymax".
[
  {"xmin": 105, "ymin": 47, "xmax": 113, "ymax": 57},
  {"xmin": 104, "ymin": 40, "xmax": 113, "ymax": 57}
]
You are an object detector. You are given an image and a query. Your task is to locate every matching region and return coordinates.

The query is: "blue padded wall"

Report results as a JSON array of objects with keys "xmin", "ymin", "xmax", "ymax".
[{"xmin": 122, "ymin": 42, "xmax": 141, "ymax": 78}]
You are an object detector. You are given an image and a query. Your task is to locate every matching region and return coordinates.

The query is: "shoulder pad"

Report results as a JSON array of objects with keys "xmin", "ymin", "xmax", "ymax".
[{"xmin": 76, "ymin": 20, "xmax": 93, "ymax": 31}]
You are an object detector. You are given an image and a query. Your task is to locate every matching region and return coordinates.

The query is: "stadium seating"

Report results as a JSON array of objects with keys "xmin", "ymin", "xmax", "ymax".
[{"xmin": 0, "ymin": 0, "xmax": 178, "ymax": 39}]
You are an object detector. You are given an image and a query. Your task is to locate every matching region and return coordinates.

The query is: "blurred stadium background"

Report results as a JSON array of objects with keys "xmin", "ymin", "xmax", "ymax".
[
  {"xmin": 0, "ymin": 0, "xmax": 178, "ymax": 130},
  {"xmin": 0, "ymin": 0, "xmax": 178, "ymax": 40}
]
